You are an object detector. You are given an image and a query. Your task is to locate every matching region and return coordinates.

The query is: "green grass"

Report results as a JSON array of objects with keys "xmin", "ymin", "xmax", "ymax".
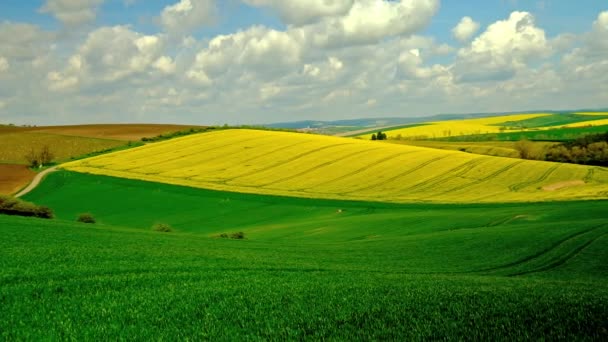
[
  {"xmin": 437, "ymin": 124, "xmax": 608, "ymax": 142},
  {"xmin": 496, "ymin": 113, "xmax": 608, "ymax": 129},
  {"xmin": 1, "ymin": 171, "xmax": 606, "ymax": 339}
]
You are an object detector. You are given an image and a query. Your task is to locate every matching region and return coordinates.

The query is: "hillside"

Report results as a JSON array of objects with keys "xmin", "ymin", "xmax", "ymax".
[
  {"xmin": 9, "ymin": 171, "xmax": 608, "ymax": 339},
  {"xmin": 61, "ymin": 129, "xmax": 608, "ymax": 203},
  {"xmin": 367, "ymin": 112, "xmax": 608, "ymax": 140},
  {"xmin": 0, "ymin": 124, "xmax": 204, "ymax": 195}
]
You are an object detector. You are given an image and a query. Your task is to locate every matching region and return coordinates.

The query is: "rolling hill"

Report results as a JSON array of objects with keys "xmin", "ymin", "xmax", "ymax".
[{"xmin": 61, "ymin": 129, "xmax": 608, "ymax": 203}]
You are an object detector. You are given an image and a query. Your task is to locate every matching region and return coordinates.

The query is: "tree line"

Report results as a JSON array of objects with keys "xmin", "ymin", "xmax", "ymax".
[{"xmin": 515, "ymin": 132, "xmax": 608, "ymax": 166}]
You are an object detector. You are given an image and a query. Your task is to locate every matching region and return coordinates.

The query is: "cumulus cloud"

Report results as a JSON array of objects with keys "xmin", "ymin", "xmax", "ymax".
[
  {"xmin": 452, "ymin": 11, "xmax": 550, "ymax": 83},
  {"xmin": 160, "ymin": 0, "xmax": 217, "ymax": 36},
  {"xmin": 48, "ymin": 26, "xmax": 170, "ymax": 91},
  {"xmin": 243, "ymin": 0, "xmax": 354, "ymax": 26},
  {"xmin": 452, "ymin": 16, "xmax": 480, "ymax": 42},
  {"xmin": 39, "ymin": 0, "xmax": 104, "ymax": 26},
  {"xmin": 305, "ymin": 0, "xmax": 439, "ymax": 48},
  {"xmin": 0, "ymin": 22, "xmax": 55, "ymax": 60},
  {"xmin": 0, "ymin": 57, "xmax": 9, "ymax": 73},
  {"xmin": 398, "ymin": 49, "xmax": 448, "ymax": 80},
  {"xmin": 188, "ymin": 26, "xmax": 304, "ymax": 82}
]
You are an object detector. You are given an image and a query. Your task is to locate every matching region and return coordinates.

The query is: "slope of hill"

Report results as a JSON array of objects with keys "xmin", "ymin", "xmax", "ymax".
[
  {"xmin": 370, "ymin": 113, "xmax": 608, "ymax": 141},
  {"xmin": 61, "ymin": 129, "xmax": 608, "ymax": 203},
  {"xmin": 9, "ymin": 171, "xmax": 608, "ymax": 339}
]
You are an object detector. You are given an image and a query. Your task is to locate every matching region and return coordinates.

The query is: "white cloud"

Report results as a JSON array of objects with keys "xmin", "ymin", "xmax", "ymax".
[
  {"xmin": 48, "ymin": 26, "xmax": 169, "ymax": 90},
  {"xmin": 0, "ymin": 22, "xmax": 55, "ymax": 60},
  {"xmin": 398, "ymin": 49, "xmax": 448, "ymax": 80},
  {"xmin": 243, "ymin": 0, "xmax": 354, "ymax": 26},
  {"xmin": 0, "ymin": 57, "xmax": 9, "ymax": 73},
  {"xmin": 452, "ymin": 11, "xmax": 550, "ymax": 83},
  {"xmin": 39, "ymin": 0, "xmax": 104, "ymax": 26},
  {"xmin": 452, "ymin": 16, "xmax": 480, "ymax": 42},
  {"xmin": 153, "ymin": 56, "xmax": 176, "ymax": 74},
  {"xmin": 188, "ymin": 26, "xmax": 304, "ymax": 80},
  {"xmin": 161, "ymin": 0, "xmax": 216, "ymax": 36},
  {"xmin": 305, "ymin": 0, "xmax": 439, "ymax": 48}
]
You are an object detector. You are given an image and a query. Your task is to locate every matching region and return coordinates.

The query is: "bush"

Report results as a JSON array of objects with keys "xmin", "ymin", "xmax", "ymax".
[
  {"xmin": 0, "ymin": 195, "xmax": 54, "ymax": 219},
  {"xmin": 230, "ymin": 231, "xmax": 245, "ymax": 239},
  {"xmin": 77, "ymin": 213, "xmax": 96, "ymax": 224},
  {"xmin": 218, "ymin": 232, "xmax": 246, "ymax": 239},
  {"xmin": 152, "ymin": 223, "xmax": 173, "ymax": 233}
]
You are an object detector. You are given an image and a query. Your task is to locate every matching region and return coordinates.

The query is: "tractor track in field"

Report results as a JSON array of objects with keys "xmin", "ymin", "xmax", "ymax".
[
  {"xmin": 508, "ymin": 231, "xmax": 608, "ymax": 276},
  {"xmin": 508, "ymin": 164, "xmax": 560, "ymax": 191},
  {"xmin": 14, "ymin": 166, "xmax": 59, "ymax": 198},
  {"xmin": 340, "ymin": 155, "xmax": 451, "ymax": 194},
  {"xmin": 397, "ymin": 157, "xmax": 486, "ymax": 194},
  {"xmin": 257, "ymin": 147, "xmax": 382, "ymax": 187},
  {"xmin": 475, "ymin": 225, "xmax": 605, "ymax": 275},
  {"xmin": 155, "ymin": 140, "xmax": 315, "ymax": 180},
  {"xmin": 118, "ymin": 135, "xmax": 275, "ymax": 172},
  {"xmin": 437, "ymin": 160, "xmax": 525, "ymax": 195},
  {"xmin": 221, "ymin": 143, "xmax": 354, "ymax": 182},
  {"xmin": 297, "ymin": 150, "xmax": 420, "ymax": 191}
]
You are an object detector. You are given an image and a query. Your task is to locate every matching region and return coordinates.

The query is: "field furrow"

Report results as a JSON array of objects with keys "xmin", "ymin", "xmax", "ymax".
[{"xmin": 61, "ymin": 129, "xmax": 608, "ymax": 203}]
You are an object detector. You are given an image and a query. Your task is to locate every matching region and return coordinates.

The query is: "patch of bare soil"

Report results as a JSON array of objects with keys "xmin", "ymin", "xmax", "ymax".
[
  {"xmin": 0, "ymin": 164, "xmax": 36, "ymax": 195},
  {"xmin": 542, "ymin": 180, "xmax": 585, "ymax": 191}
]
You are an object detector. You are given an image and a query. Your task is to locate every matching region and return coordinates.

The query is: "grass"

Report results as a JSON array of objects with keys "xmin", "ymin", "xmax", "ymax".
[
  {"xmin": 60, "ymin": 129, "xmax": 608, "ymax": 203},
  {"xmin": 437, "ymin": 124, "xmax": 608, "ymax": 142},
  {"xmin": 495, "ymin": 113, "xmax": 608, "ymax": 129},
  {"xmin": 4, "ymin": 172, "xmax": 608, "ymax": 339}
]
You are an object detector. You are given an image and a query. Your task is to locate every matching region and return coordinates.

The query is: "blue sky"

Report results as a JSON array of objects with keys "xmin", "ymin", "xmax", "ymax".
[{"xmin": 0, "ymin": 1, "xmax": 606, "ymax": 125}]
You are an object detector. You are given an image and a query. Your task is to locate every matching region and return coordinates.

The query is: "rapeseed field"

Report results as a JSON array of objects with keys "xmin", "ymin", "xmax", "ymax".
[{"xmin": 61, "ymin": 129, "xmax": 608, "ymax": 203}]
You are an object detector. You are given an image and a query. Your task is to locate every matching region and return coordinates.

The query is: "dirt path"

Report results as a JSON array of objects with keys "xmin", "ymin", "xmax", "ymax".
[{"xmin": 14, "ymin": 166, "xmax": 59, "ymax": 198}]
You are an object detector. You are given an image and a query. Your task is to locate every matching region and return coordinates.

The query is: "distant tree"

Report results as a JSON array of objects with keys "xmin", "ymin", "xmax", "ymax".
[
  {"xmin": 514, "ymin": 139, "xmax": 534, "ymax": 159},
  {"xmin": 25, "ymin": 145, "xmax": 54, "ymax": 168},
  {"xmin": 371, "ymin": 134, "xmax": 377, "ymax": 141},
  {"xmin": 376, "ymin": 131, "xmax": 387, "ymax": 140}
]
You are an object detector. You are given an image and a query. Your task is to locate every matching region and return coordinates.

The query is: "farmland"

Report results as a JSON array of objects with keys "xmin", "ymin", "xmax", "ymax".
[
  {"xmin": 366, "ymin": 112, "xmax": 608, "ymax": 141},
  {"xmin": 1, "ymin": 171, "xmax": 605, "ymax": 339},
  {"xmin": 3, "ymin": 120, "xmax": 608, "ymax": 339},
  {"xmin": 359, "ymin": 113, "xmax": 552, "ymax": 140},
  {"xmin": 61, "ymin": 129, "xmax": 608, "ymax": 203},
  {"xmin": 0, "ymin": 124, "xmax": 204, "ymax": 195},
  {"xmin": 0, "ymin": 164, "xmax": 35, "ymax": 195}
]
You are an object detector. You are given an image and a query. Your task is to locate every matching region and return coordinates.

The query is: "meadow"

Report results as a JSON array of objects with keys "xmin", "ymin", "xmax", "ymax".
[
  {"xmin": 61, "ymin": 129, "xmax": 608, "ymax": 203},
  {"xmin": 1, "ymin": 171, "xmax": 605, "ymax": 339}
]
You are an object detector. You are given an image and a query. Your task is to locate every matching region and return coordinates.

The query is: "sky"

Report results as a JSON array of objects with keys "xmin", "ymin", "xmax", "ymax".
[{"xmin": 0, "ymin": 1, "xmax": 606, "ymax": 126}]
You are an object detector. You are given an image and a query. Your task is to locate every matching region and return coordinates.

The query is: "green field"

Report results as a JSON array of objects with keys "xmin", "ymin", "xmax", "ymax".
[
  {"xmin": 436, "ymin": 124, "xmax": 608, "ymax": 142},
  {"xmin": 0, "ymin": 171, "xmax": 605, "ymax": 339},
  {"xmin": 495, "ymin": 113, "xmax": 608, "ymax": 129}
]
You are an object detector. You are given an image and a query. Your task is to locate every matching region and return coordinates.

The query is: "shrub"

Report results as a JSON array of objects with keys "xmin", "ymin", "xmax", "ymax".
[
  {"xmin": 77, "ymin": 213, "xmax": 96, "ymax": 224},
  {"xmin": 218, "ymin": 232, "xmax": 246, "ymax": 239},
  {"xmin": 152, "ymin": 223, "xmax": 173, "ymax": 233},
  {"xmin": 230, "ymin": 231, "xmax": 245, "ymax": 239},
  {"xmin": 0, "ymin": 195, "xmax": 54, "ymax": 219}
]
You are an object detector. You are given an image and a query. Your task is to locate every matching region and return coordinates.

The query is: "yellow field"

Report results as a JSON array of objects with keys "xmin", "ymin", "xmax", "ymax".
[
  {"xmin": 365, "ymin": 113, "xmax": 552, "ymax": 139},
  {"xmin": 61, "ymin": 129, "xmax": 608, "ymax": 203}
]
